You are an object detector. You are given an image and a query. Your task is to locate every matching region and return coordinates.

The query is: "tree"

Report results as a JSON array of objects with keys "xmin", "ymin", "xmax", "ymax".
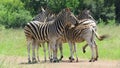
[
  {"xmin": 21, "ymin": 0, "xmax": 47, "ymax": 15},
  {"xmin": 115, "ymin": 0, "xmax": 120, "ymax": 24}
]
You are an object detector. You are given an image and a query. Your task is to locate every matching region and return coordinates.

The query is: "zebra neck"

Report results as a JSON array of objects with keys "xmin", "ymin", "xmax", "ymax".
[{"xmin": 53, "ymin": 19, "xmax": 65, "ymax": 36}]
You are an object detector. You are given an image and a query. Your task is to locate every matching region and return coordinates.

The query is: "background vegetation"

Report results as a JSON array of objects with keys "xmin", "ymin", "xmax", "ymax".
[
  {"xmin": 0, "ymin": 24, "xmax": 120, "ymax": 60},
  {"xmin": 0, "ymin": 0, "xmax": 120, "ymax": 28},
  {"xmin": 0, "ymin": 1, "xmax": 120, "ymax": 67}
]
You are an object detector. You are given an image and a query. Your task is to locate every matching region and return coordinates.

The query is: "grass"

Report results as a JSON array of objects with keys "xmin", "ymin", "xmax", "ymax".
[{"xmin": 0, "ymin": 25, "xmax": 120, "ymax": 61}]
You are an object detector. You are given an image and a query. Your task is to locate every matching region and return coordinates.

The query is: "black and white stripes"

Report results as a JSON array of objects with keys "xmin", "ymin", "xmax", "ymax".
[
  {"xmin": 24, "ymin": 8, "xmax": 106, "ymax": 63},
  {"xmin": 24, "ymin": 8, "xmax": 79, "ymax": 63}
]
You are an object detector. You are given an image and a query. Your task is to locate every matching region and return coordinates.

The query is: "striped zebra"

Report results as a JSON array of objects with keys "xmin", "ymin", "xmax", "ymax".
[
  {"xmin": 65, "ymin": 10, "xmax": 107, "ymax": 62},
  {"xmin": 24, "ymin": 8, "xmax": 79, "ymax": 63},
  {"xmin": 77, "ymin": 9, "xmax": 107, "ymax": 54},
  {"xmin": 65, "ymin": 20, "xmax": 97, "ymax": 62},
  {"xmin": 57, "ymin": 9, "xmax": 107, "ymax": 62},
  {"xmin": 25, "ymin": 7, "xmax": 54, "ymax": 63}
]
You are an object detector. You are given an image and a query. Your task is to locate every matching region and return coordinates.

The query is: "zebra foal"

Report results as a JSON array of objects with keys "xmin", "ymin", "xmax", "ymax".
[{"xmin": 66, "ymin": 10, "xmax": 107, "ymax": 62}]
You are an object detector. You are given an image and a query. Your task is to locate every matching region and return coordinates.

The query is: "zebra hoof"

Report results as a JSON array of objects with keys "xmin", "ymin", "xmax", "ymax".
[
  {"xmin": 70, "ymin": 60, "xmax": 73, "ymax": 62},
  {"xmin": 44, "ymin": 59, "xmax": 47, "ymax": 62},
  {"xmin": 50, "ymin": 58, "xmax": 53, "ymax": 62},
  {"xmin": 83, "ymin": 50, "xmax": 86, "ymax": 53},
  {"xmin": 76, "ymin": 58, "xmax": 78, "ymax": 62},
  {"xmin": 69, "ymin": 57, "xmax": 74, "ymax": 60},
  {"xmin": 32, "ymin": 58, "xmax": 37, "ymax": 63},
  {"xmin": 53, "ymin": 58, "xmax": 59, "ymax": 63},
  {"xmin": 89, "ymin": 59, "xmax": 96, "ymax": 62},
  {"xmin": 32, "ymin": 60, "xmax": 37, "ymax": 63},
  {"xmin": 59, "ymin": 56, "xmax": 63, "ymax": 61},
  {"xmin": 53, "ymin": 60, "xmax": 59, "ymax": 63},
  {"xmin": 95, "ymin": 56, "xmax": 98, "ymax": 61},
  {"xmin": 69, "ymin": 56, "xmax": 74, "ymax": 62},
  {"xmin": 28, "ymin": 60, "xmax": 31, "ymax": 64},
  {"xmin": 53, "ymin": 60, "xmax": 57, "ymax": 63}
]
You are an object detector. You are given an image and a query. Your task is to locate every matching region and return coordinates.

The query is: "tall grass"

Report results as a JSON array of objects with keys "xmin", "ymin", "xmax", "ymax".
[{"xmin": 0, "ymin": 25, "xmax": 120, "ymax": 60}]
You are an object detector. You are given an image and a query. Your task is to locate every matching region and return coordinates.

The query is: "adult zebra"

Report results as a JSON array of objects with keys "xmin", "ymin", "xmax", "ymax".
[
  {"xmin": 65, "ymin": 9, "xmax": 107, "ymax": 62},
  {"xmin": 77, "ymin": 9, "xmax": 107, "ymax": 53},
  {"xmin": 24, "ymin": 8, "xmax": 79, "ymax": 63},
  {"xmin": 31, "ymin": 7, "xmax": 55, "ymax": 62}
]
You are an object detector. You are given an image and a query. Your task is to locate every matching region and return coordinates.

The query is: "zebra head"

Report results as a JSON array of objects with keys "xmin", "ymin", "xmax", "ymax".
[
  {"xmin": 59, "ymin": 8, "xmax": 79, "ymax": 28},
  {"xmin": 32, "ymin": 7, "xmax": 51, "ymax": 22},
  {"xmin": 78, "ymin": 9, "xmax": 95, "ymax": 20}
]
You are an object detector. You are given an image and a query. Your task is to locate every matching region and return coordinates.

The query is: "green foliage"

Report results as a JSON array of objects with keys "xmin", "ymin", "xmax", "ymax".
[
  {"xmin": 79, "ymin": 0, "xmax": 115, "ymax": 24},
  {"xmin": 21, "ymin": 0, "xmax": 115, "ymax": 24},
  {"xmin": 0, "ymin": 0, "xmax": 119, "ymax": 28},
  {"xmin": 47, "ymin": 0, "xmax": 79, "ymax": 14},
  {"xmin": 0, "ymin": 0, "xmax": 32, "ymax": 28}
]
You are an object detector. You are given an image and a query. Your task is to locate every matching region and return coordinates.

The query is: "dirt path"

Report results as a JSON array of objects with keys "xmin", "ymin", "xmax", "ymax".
[{"xmin": 0, "ymin": 56, "xmax": 120, "ymax": 68}]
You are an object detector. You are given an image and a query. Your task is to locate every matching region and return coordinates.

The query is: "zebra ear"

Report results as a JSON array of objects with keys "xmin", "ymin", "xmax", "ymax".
[
  {"xmin": 41, "ymin": 7, "xmax": 45, "ymax": 12},
  {"xmin": 65, "ymin": 8, "xmax": 71, "ymax": 12}
]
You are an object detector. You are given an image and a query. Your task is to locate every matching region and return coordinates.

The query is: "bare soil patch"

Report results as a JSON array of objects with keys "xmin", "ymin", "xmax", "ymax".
[{"xmin": 0, "ymin": 56, "xmax": 120, "ymax": 68}]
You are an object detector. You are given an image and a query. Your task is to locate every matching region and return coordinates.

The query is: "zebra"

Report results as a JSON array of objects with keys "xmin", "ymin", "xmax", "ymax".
[
  {"xmin": 26, "ymin": 7, "xmax": 53, "ymax": 63},
  {"xmin": 24, "ymin": 8, "xmax": 79, "ymax": 63},
  {"xmin": 77, "ymin": 9, "xmax": 107, "ymax": 54},
  {"xmin": 64, "ymin": 20, "xmax": 99, "ymax": 62},
  {"xmin": 65, "ymin": 9, "xmax": 108, "ymax": 62},
  {"xmin": 56, "ymin": 9, "xmax": 107, "ymax": 62}
]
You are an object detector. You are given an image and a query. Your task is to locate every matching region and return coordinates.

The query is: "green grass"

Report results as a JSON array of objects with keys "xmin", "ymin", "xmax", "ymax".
[{"xmin": 0, "ymin": 25, "xmax": 120, "ymax": 60}]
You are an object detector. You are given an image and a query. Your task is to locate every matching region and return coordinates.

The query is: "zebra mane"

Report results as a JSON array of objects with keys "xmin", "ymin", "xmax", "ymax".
[
  {"xmin": 78, "ymin": 10, "xmax": 93, "ymax": 19},
  {"xmin": 32, "ymin": 7, "xmax": 51, "ymax": 22},
  {"xmin": 78, "ymin": 9, "xmax": 97, "ymax": 23},
  {"xmin": 53, "ymin": 9, "xmax": 66, "ymax": 23},
  {"xmin": 57, "ymin": 9, "xmax": 65, "ymax": 17}
]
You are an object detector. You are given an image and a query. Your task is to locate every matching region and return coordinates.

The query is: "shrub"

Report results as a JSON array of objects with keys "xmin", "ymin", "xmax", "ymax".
[{"xmin": 0, "ymin": 0, "xmax": 32, "ymax": 28}]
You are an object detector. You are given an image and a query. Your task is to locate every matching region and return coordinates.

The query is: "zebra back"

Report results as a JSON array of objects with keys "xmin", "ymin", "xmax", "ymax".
[{"xmin": 24, "ymin": 8, "xmax": 79, "ymax": 41}]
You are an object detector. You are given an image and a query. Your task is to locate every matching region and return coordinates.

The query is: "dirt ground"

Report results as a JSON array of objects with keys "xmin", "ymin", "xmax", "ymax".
[{"xmin": 0, "ymin": 56, "xmax": 120, "ymax": 68}]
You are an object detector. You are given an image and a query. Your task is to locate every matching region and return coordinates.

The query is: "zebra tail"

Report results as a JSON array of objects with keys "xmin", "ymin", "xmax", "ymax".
[{"xmin": 92, "ymin": 28, "xmax": 109, "ymax": 41}]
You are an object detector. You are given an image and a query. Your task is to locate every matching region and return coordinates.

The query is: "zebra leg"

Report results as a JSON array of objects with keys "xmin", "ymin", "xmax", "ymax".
[
  {"xmin": 68, "ymin": 41, "xmax": 74, "ymax": 62},
  {"xmin": 94, "ymin": 41, "xmax": 98, "ymax": 61},
  {"xmin": 58, "ymin": 41, "xmax": 63, "ymax": 61},
  {"xmin": 27, "ymin": 40, "xmax": 31, "ymax": 63},
  {"xmin": 47, "ymin": 42, "xmax": 50, "ymax": 60},
  {"xmin": 82, "ymin": 44, "xmax": 88, "ymax": 53},
  {"xmin": 87, "ymin": 40, "xmax": 96, "ymax": 62},
  {"xmin": 42, "ymin": 43, "xmax": 47, "ymax": 62},
  {"xmin": 47, "ymin": 42, "xmax": 53, "ymax": 62},
  {"xmin": 73, "ymin": 43, "xmax": 78, "ymax": 62},
  {"xmin": 32, "ymin": 41, "xmax": 37, "ymax": 63},
  {"xmin": 36, "ymin": 44, "xmax": 40, "ymax": 62},
  {"xmin": 51, "ymin": 41, "xmax": 59, "ymax": 62}
]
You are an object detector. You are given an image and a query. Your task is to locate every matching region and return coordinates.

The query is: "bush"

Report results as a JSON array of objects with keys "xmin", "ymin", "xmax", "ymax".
[{"xmin": 0, "ymin": 0, "xmax": 32, "ymax": 28}]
